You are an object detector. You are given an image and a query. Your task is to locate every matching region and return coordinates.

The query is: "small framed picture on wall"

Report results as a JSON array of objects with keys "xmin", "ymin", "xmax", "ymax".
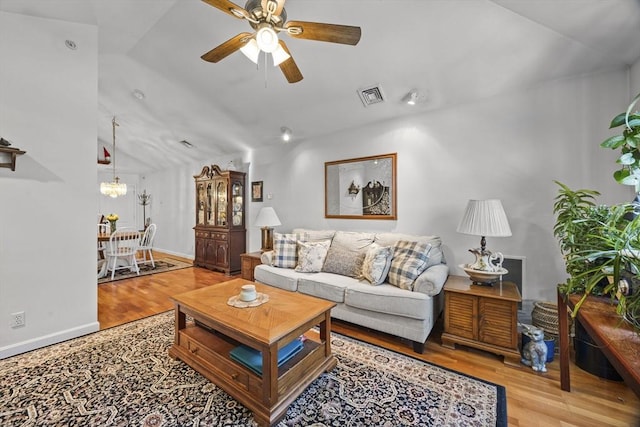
[{"xmin": 252, "ymin": 181, "xmax": 263, "ymax": 202}]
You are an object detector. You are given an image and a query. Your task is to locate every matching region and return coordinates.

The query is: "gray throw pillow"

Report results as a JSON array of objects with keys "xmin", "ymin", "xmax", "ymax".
[{"xmin": 322, "ymin": 247, "xmax": 365, "ymax": 278}]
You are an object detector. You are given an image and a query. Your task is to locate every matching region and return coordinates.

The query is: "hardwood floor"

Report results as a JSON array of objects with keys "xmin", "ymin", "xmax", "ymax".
[{"xmin": 98, "ymin": 259, "xmax": 640, "ymax": 427}]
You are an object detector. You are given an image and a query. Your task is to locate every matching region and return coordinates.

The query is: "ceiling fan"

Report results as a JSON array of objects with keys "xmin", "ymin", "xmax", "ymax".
[{"xmin": 200, "ymin": 0, "xmax": 362, "ymax": 83}]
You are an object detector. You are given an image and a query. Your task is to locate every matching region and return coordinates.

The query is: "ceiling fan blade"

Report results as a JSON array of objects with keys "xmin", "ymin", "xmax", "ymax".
[
  {"xmin": 284, "ymin": 21, "xmax": 361, "ymax": 46},
  {"xmin": 278, "ymin": 41, "xmax": 303, "ymax": 83},
  {"xmin": 201, "ymin": 32, "xmax": 253, "ymax": 63},
  {"xmin": 201, "ymin": 0, "xmax": 249, "ymax": 19}
]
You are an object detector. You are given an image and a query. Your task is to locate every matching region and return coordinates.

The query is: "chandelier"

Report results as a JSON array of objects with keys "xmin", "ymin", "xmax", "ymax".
[{"xmin": 100, "ymin": 116, "xmax": 127, "ymax": 198}]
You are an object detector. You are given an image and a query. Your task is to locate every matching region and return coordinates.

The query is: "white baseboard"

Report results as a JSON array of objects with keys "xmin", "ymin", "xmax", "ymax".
[
  {"xmin": 0, "ymin": 321, "xmax": 100, "ymax": 359},
  {"xmin": 155, "ymin": 247, "xmax": 193, "ymax": 260}
]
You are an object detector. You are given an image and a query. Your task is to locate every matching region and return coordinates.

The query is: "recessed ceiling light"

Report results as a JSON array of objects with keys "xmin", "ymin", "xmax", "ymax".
[
  {"xmin": 65, "ymin": 40, "xmax": 77, "ymax": 50},
  {"xmin": 281, "ymin": 127, "xmax": 292, "ymax": 142},
  {"xmin": 132, "ymin": 89, "xmax": 145, "ymax": 100}
]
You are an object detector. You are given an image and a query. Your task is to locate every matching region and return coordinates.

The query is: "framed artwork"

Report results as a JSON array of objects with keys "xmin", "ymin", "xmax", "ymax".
[
  {"xmin": 251, "ymin": 181, "xmax": 263, "ymax": 202},
  {"xmin": 325, "ymin": 153, "xmax": 397, "ymax": 220}
]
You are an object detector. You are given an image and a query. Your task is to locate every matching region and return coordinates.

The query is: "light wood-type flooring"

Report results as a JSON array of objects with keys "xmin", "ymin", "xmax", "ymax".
[{"xmin": 98, "ymin": 255, "xmax": 640, "ymax": 427}]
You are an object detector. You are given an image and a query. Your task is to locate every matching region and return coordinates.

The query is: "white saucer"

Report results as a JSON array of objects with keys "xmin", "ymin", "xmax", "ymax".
[{"xmin": 227, "ymin": 292, "xmax": 269, "ymax": 308}]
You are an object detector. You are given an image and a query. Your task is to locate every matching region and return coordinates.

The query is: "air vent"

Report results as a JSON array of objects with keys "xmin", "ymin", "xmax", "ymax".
[{"xmin": 357, "ymin": 85, "xmax": 385, "ymax": 107}]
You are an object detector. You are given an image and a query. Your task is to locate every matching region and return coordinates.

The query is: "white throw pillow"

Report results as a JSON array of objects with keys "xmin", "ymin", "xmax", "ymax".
[
  {"xmin": 295, "ymin": 240, "xmax": 331, "ymax": 273},
  {"xmin": 359, "ymin": 243, "xmax": 393, "ymax": 285}
]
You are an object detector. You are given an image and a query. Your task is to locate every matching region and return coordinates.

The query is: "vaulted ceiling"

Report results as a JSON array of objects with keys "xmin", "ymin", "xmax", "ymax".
[{"xmin": 2, "ymin": 0, "xmax": 640, "ymax": 173}]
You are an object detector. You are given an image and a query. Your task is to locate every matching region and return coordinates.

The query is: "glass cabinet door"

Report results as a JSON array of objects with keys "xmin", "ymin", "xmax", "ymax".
[
  {"xmin": 231, "ymin": 181, "xmax": 243, "ymax": 227},
  {"xmin": 206, "ymin": 183, "xmax": 214, "ymax": 225},
  {"xmin": 216, "ymin": 180, "xmax": 227, "ymax": 226},
  {"xmin": 197, "ymin": 183, "xmax": 205, "ymax": 225}
]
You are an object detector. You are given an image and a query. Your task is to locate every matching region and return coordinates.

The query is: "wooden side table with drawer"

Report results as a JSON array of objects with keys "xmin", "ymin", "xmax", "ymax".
[
  {"xmin": 441, "ymin": 275, "xmax": 522, "ymax": 366},
  {"xmin": 240, "ymin": 252, "xmax": 263, "ymax": 281}
]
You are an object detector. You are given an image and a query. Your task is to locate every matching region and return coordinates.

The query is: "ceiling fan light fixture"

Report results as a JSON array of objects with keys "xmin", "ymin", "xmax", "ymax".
[
  {"xmin": 256, "ymin": 25, "xmax": 279, "ymax": 53},
  {"xmin": 271, "ymin": 44, "xmax": 290, "ymax": 66},
  {"xmin": 240, "ymin": 39, "xmax": 260, "ymax": 64}
]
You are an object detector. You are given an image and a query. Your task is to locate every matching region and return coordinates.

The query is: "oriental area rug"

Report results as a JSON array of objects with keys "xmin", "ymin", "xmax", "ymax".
[
  {"xmin": 98, "ymin": 258, "xmax": 192, "ymax": 284},
  {"xmin": 0, "ymin": 312, "xmax": 507, "ymax": 426}
]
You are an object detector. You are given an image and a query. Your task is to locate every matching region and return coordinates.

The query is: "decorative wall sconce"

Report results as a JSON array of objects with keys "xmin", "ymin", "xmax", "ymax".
[
  {"xmin": 348, "ymin": 180, "xmax": 360, "ymax": 199},
  {"xmin": 0, "ymin": 138, "xmax": 26, "ymax": 171}
]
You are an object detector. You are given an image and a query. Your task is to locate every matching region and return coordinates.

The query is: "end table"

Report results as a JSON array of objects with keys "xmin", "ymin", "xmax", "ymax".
[
  {"xmin": 240, "ymin": 252, "xmax": 262, "ymax": 281},
  {"xmin": 441, "ymin": 275, "xmax": 522, "ymax": 366}
]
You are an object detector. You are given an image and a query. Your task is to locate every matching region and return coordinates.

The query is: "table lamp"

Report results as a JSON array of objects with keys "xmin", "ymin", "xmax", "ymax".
[
  {"xmin": 457, "ymin": 199, "xmax": 512, "ymax": 272},
  {"xmin": 254, "ymin": 207, "xmax": 281, "ymax": 252}
]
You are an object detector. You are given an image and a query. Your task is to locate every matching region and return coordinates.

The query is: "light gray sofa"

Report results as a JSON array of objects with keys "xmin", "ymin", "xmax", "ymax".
[{"xmin": 254, "ymin": 229, "xmax": 449, "ymax": 353}]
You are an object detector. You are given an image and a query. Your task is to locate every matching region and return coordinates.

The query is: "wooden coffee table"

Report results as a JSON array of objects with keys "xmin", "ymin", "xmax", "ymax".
[{"xmin": 168, "ymin": 278, "xmax": 337, "ymax": 426}]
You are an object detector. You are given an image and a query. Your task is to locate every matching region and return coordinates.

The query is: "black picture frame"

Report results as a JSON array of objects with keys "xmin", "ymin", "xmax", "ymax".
[{"xmin": 251, "ymin": 181, "xmax": 263, "ymax": 202}]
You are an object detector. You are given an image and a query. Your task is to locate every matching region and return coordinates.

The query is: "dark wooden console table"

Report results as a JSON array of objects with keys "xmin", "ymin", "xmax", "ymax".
[{"xmin": 557, "ymin": 289, "xmax": 640, "ymax": 397}]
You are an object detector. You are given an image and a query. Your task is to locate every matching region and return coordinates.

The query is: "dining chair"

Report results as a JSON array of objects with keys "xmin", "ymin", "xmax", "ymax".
[
  {"xmin": 104, "ymin": 228, "xmax": 142, "ymax": 280},
  {"xmin": 97, "ymin": 223, "xmax": 110, "ymax": 261},
  {"xmin": 137, "ymin": 223, "xmax": 157, "ymax": 268}
]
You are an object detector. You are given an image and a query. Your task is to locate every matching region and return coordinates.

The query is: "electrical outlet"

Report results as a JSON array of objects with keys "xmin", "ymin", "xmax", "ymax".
[{"xmin": 11, "ymin": 311, "xmax": 25, "ymax": 328}]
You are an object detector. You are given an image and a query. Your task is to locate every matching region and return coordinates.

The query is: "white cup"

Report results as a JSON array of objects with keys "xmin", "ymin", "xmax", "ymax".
[{"xmin": 239, "ymin": 284, "xmax": 257, "ymax": 302}]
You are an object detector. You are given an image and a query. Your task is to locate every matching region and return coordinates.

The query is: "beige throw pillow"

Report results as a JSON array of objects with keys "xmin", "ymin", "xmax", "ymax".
[{"xmin": 295, "ymin": 240, "xmax": 331, "ymax": 273}]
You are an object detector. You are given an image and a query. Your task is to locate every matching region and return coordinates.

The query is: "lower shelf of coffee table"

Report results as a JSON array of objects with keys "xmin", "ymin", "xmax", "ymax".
[{"xmin": 169, "ymin": 323, "xmax": 329, "ymax": 425}]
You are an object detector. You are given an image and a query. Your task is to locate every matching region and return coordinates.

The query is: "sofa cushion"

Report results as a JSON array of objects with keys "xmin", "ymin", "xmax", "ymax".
[
  {"xmin": 374, "ymin": 232, "xmax": 444, "ymax": 267},
  {"xmin": 297, "ymin": 273, "xmax": 356, "ymax": 303},
  {"xmin": 322, "ymin": 246, "xmax": 365, "ymax": 277},
  {"xmin": 295, "ymin": 240, "xmax": 331, "ymax": 273},
  {"xmin": 331, "ymin": 231, "xmax": 375, "ymax": 252},
  {"xmin": 344, "ymin": 281, "xmax": 430, "ymax": 320},
  {"xmin": 254, "ymin": 264, "xmax": 299, "ymax": 291},
  {"xmin": 359, "ymin": 243, "xmax": 394, "ymax": 285},
  {"xmin": 272, "ymin": 233, "xmax": 299, "ymax": 268},
  {"xmin": 388, "ymin": 241, "xmax": 432, "ymax": 291}
]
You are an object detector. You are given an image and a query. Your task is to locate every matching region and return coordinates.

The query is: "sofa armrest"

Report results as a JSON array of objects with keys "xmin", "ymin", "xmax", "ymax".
[
  {"xmin": 413, "ymin": 263, "xmax": 449, "ymax": 296},
  {"xmin": 261, "ymin": 250, "xmax": 274, "ymax": 265}
]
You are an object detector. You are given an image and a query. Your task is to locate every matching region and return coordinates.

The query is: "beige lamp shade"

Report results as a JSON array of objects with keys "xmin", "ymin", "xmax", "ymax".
[
  {"xmin": 457, "ymin": 199, "xmax": 511, "ymax": 237},
  {"xmin": 457, "ymin": 199, "xmax": 511, "ymax": 253}
]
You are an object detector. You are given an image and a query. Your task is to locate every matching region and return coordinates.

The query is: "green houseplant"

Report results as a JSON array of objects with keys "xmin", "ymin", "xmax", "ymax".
[
  {"xmin": 554, "ymin": 93, "xmax": 640, "ymax": 331},
  {"xmin": 553, "ymin": 182, "xmax": 640, "ymax": 324}
]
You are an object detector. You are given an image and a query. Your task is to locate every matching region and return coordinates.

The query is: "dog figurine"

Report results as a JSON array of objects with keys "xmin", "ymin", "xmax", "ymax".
[{"xmin": 521, "ymin": 326, "xmax": 548, "ymax": 372}]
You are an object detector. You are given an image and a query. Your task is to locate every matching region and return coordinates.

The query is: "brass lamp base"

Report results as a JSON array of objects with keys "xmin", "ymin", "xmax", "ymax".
[{"xmin": 260, "ymin": 227, "xmax": 274, "ymax": 252}]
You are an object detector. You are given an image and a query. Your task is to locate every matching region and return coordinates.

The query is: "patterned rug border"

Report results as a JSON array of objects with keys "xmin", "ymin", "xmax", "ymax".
[
  {"xmin": 97, "ymin": 257, "xmax": 192, "ymax": 284},
  {"xmin": 1, "ymin": 311, "xmax": 507, "ymax": 426}
]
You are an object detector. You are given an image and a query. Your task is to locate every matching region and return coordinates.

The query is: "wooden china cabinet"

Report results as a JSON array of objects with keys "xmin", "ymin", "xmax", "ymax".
[{"xmin": 194, "ymin": 164, "xmax": 246, "ymax": 275}]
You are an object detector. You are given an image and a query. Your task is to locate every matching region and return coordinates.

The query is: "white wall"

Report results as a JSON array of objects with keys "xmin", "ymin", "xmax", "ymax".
[
  {"xmin": 148, "ymin": 67, "xmax": 636, "ymax": 305},
  {"xmin": 0, "ymin": 12, "xmax": 98, "ymax": 358},
  {"xmin": 631, "ymin": 59, "xmax": 640, "ymax": 99}
]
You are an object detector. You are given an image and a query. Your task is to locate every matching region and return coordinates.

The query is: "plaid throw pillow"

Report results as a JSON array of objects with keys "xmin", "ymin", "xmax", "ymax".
[
  {"xmin": 272, "ymin": 233, "xmax": 299, "ymax": 268},
  {"xmin": 387, "ymin": 241, "xmax": 432, "ymax": 291}
]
